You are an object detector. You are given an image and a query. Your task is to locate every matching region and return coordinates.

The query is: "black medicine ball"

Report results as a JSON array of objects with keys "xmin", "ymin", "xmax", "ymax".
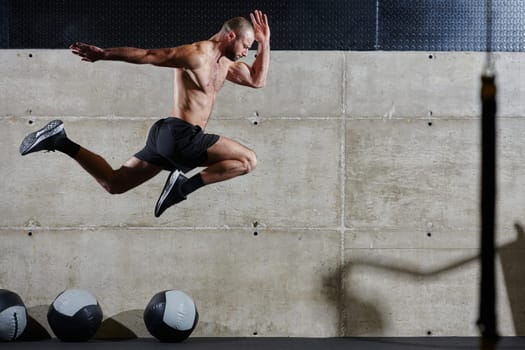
[
  {"xmin": 144, "ymin": 290, "xmax": 198, "ymax": 342},
  {"xmin": 47, "ymin": 289, "xmax": 102, "ymax": 342}
]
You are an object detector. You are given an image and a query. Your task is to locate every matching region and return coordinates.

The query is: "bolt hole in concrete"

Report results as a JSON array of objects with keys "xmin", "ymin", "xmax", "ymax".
[
  {"xmin": 427, "ymin": 330, "xmax": 432, "ymax": 335},
  {"xmin": 428, "ymin": 122, "xmax": 433, "ymax": 127},
  {"xmin": 28, "ymin": 120, "xmax": 33, "ymax": 125},
  {"xmin": 27, "ymin": 231, "xmax": 32, "ymax": 237},
  {"xmin": 28, "ymin": 53, "xmax": 33, "ymax": 58},
  {"xmin": 253, "ymin": 231, "xmax": 258, "ymax": 236},
  {"xmin": 427, "ymin": 232, "xmax": 432, "ymax": 237},
  {"xmin": 428, "ymin": 54, "xmax": 433, "ymax": 59},
  {"xmin": 252, "ymin": 111, "xmax": 260, "ymax": 126}
]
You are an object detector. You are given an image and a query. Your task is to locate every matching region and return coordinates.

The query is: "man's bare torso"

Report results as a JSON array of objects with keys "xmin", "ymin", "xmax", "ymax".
[{"xmin": 171, "ymin": 41, "xmax": 232, "ymax": 129}]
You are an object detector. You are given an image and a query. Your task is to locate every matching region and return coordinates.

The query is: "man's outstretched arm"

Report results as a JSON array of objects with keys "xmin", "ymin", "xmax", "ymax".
[
  {"xmin": 70, "ymin": 42, "xmax": 204, "ymax": 69},
  {"xmin": 227, "ymin": 10, "xmax": 270, "ymax": 88}
]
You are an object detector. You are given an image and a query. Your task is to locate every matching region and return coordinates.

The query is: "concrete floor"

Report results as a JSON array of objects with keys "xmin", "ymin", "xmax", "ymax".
[{"xmin": 3, "ymin": 337, "xmax": 525, "ymax": 350}]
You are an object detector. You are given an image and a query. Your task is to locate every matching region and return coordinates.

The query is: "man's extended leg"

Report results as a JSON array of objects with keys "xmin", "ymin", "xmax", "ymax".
[
  {"xmin": 20, "ymin": 120, "xmax": 162, "ymax": 194},
  {"xmin": 154, "ymin": 136, "xmax": 256, "ymax": 217},
  {"xmin": 75, "ymin": 149, "xmax": 162, "ymax": 194}
]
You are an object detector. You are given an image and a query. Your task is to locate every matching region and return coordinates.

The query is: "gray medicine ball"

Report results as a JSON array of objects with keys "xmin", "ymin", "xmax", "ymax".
[
  {"xmin": 47, "ymin": 289, "xmax": 102, "ymax": 342},
  {"xmin": 0, "ymin": 289, "xmax": 27, "ymax": 341}
]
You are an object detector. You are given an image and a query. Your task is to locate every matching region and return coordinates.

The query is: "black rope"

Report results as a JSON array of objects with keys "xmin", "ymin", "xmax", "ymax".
[
  {"xmin": 484, "ymin": 0, "xmax": 495, "ymax": 75},
  {"xmin": 478, "ymin": 74, "xmax": 499, "ymax": 348},
  {"xmin": 477, "ymin": 0, "xmax": 499, "ymax": 349}
]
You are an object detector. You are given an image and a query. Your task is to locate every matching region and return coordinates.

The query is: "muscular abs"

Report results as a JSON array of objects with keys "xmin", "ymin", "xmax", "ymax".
[{"xmin": 171, "ymin": 56, "xmax": 231, "ymax": 129}]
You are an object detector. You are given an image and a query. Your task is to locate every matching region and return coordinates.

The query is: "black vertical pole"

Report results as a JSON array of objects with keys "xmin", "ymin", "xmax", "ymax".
[
  {"xmin": 477, "ymin": 0, "xmax": 499, "ymax": 348},
  {"xmin": 477, "ymin": 74, "xmax": 499, "ymax": 350}
]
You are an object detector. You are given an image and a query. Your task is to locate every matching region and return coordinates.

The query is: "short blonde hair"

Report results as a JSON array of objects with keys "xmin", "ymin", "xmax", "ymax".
[{"xmin": 221, "ymin": 17, "xmax": 254, "ymax": 37}]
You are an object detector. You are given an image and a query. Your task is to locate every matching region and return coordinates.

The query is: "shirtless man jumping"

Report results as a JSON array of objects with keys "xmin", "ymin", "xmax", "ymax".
[{"xmin": 19, "ymin": 10, "xmax": 270, "ymax": 217}]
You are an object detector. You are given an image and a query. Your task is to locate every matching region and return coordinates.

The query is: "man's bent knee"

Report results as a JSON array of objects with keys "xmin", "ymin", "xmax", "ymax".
[
  {"xmin": 102, "ymin": 178, "xmax": 127, "ymax": 195},
  {"xmin": 100, "ymin": 168, "xmax": 131, "ymax": 195},
  {"xmin": 243, "ymin": 150, "xmax": 257, "ymax": 174}
]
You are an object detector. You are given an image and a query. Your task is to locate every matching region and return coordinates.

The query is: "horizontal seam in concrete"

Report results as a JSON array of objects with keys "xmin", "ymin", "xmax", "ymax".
[
  {"xmin": 344, "ymin": 248, "xmax": 481, "ymax": 251},
  {"xmin": 2, "ymin": 225, "xmax": 486, "ymax": 231},
  {"xmin": 3, "ymin": 115, "xmax": 525, "ymax": 121},
  {"xmin": 1, "ymin": 115, "xmax": 346, "ymax": 121},
  {"xmin": 8, "ymin": 115, "xmax": 525, "ymax": 120},
  {"xmin": 0, "ymin": 226, "xmax": 344, "ymax": 231}
]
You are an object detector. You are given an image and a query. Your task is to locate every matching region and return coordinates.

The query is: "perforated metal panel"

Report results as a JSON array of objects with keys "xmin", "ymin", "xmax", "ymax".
[
  {"xmin": 0, "ymin": 0, "xmax": 8, "ymax": 48},
  {"xmin": 379, "ymin": 0, "xmax": 525, "ymax": 51},
  {"xmin": 2, "ymin": 0, "xmax": 524, "ymax": 51}
]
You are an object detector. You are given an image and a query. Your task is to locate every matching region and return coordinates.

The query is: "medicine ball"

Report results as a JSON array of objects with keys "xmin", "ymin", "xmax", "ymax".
[
  {"xmin": 0, "ymin": 289, "xmax": 27, "ymax": 341},
  {"xmin": 144, "ymin": 290, "xmax": 198, "ymax": 342},
  {"xmin": 47, "ymin": 289, "xmax": 102, "ymax": 342}
]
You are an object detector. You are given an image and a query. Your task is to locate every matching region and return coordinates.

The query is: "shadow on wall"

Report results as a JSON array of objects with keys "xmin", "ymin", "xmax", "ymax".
[
  {"xmin": 322, "ymin": 265, "xmax": 385, "ymax": 336},
  {"xmin": 18, "ymin": 305, "xmax": 144, "ymax": 340},
  {"xmin": 18, "ymin": 305, "xmax": 51, "ymax": 341},
  {"xmin": 501, "ymin": 223, "xmax": 525, "ymax": 335},
  {"xmin": 323, "ymin": 224, "xmax": 525, "ymax": 336},
  {"xmin": 94, "ymin": 309, "xmax": 143, "ymax": 340}
]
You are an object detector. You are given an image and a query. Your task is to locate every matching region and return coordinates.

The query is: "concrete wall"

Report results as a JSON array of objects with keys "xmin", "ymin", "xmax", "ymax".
[{"xmin": 1, "ymin": 50, "xmax": 525, "ymax": 338}]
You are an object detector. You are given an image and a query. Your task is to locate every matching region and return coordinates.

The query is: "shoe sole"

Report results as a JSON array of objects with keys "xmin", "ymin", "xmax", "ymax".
[
  {"xmin": 155, "ymin": 170, "xmax": 182, "ymax": 217},
  {"xmin": 19, "ymin": 120, "xmax": 64, "ymax": 155}
]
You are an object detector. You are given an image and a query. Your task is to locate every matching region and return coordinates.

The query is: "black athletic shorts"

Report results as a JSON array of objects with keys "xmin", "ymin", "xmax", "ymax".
[{"xmin": 135, "ymin": 117, "xmax": 220, "ymax": 172}]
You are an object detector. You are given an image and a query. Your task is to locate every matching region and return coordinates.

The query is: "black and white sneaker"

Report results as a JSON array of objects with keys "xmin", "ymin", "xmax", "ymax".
[
  {"xmin": 19, "ymin": 120, "xmax": 65, "ymax": 155},
  {"xmin": 154, "ymin": 170, "xmax": 188, "ymax": 217}
]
